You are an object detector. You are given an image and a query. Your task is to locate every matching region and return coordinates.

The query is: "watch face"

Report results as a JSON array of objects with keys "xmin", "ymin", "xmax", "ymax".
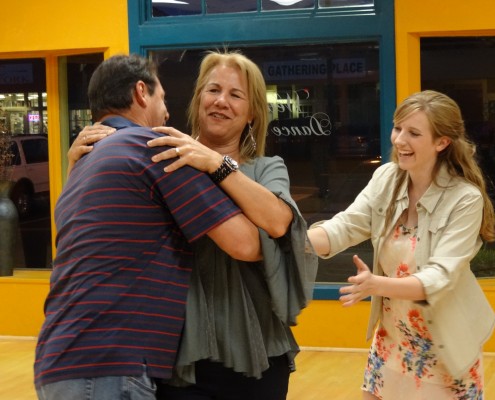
[{"xmin": 225, "ymin": 156, "xmax": 238, "ymax": 170}]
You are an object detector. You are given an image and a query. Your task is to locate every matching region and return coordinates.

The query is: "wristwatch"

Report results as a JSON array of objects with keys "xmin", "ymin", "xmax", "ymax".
[{"xmin": 209, "ymin": 155, "xmax": 239, "ymax": 184}]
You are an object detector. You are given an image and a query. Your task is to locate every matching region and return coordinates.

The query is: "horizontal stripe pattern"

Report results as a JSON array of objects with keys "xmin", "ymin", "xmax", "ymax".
[{"xmin": 35, "ymin": 124, "xmax": 240, "ymax": 387}]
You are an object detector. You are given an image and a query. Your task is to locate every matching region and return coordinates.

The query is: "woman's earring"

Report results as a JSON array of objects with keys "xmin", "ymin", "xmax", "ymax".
[{"xmin": 248, "ymin": 123, "xmax": 257, "ymax": 153}]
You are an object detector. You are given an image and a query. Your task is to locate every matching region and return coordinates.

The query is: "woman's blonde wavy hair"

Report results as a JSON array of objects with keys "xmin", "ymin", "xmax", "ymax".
[
  {"xmin": 187, "ymin": 50, "xmax": 268, "ymax": 161},
  {"xmin": 385, "ymin": 90, "xmax": 495, "ymax": 242}
]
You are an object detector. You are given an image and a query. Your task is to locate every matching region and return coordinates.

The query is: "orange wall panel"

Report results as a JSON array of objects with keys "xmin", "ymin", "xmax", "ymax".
[
  {"xmin": 2, "ymin": 276, "xmax": 494, "ymax": 352},
  {"xmin": 0, "ymin": 0, "xmax": 128, "ymax": 56}
]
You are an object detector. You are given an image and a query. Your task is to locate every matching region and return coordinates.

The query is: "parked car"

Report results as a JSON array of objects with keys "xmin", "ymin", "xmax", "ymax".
[{"xmin": 9, "ymin": 134, "xmax": 49, "ymax": 218}]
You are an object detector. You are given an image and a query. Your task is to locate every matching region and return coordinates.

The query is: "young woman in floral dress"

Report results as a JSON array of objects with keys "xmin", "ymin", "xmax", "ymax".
[{"xmin": 308, "ymin": 90, "xmax": 495, "ymax": 399}]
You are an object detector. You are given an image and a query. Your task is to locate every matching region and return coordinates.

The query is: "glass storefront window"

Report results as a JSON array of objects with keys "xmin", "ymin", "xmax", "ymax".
[
  {"xmin": 151, "ymin": 42, "xmax": 381, "ymax": 282},
  {"xmin": 421, "ymin": 37, "xmax": 495, "ymax": 277},
  {"xmin": 0, "ymin": 54, "xmax": 103, "ymax": 270},
  {"xmin": 0, "ymin": 58, "xmax": 51, "ymax": 268},
  {"xmin": 151, "ymin": 0, "xmax": 373, "ymax": 17},
  {"xmin": 65, "ymin": 53, "xmax": 104, "ymax": 144}
]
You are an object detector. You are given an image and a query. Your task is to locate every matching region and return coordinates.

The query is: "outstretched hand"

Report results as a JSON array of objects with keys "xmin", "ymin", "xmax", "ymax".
[
  {"xmin": 149, "ymin": 126, "xmax": 223, "ymax": 174},
  {"xmin": 339, "ymin": 255, "xmax": 375, "ymax": 307}
]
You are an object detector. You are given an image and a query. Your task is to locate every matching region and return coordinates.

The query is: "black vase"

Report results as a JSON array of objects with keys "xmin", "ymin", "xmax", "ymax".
[{"xmin": 0, "ymin": 180, "xmax": 18, "ymax": 276}]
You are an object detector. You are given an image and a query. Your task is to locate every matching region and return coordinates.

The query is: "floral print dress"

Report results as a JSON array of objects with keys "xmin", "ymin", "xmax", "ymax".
[{"xmin": 362, "ymin": 223, "xmax": 484, "ymax": 399}]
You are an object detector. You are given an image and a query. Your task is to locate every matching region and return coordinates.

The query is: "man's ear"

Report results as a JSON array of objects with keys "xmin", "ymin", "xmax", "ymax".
[
  {"xmin": 135, "ymin": 81, "xmax": 147, "ymax": 107},
  {"xmin": 436, "ymin": 136, "xmax": 451, "ymax": 152}
]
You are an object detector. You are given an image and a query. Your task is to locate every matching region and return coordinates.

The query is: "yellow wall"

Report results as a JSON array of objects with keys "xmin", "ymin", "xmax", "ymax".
[
  {"xmin": 395, "ymin": 0, "xmax": 495, "ymax": 102},
  {"xmin": 292, "ymin": 279, "xmax": 495, "ymax": 352},
  {"xmin": 2, "ymin": 272, "xmax": 494, "ymax": 354},
  {"xmin": 0, "ymin": 271, "xmax": 50, "ymax": 337},
  {"xmin": 293, "ymin": 300, "xmax": 370, "ymax": 349},
  {"xmin": 0, "ymin": 1, "xmax": 128, "ymax": 56}
]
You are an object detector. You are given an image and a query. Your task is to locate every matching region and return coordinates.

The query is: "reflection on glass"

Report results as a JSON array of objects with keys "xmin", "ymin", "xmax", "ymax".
[
  {"xmin": 319, "ymin": 0, "xmax": 374, "ymax": 7},
  {"xmin": 0, "ymin": 93, "xmax": 47, "ymax": 135},
  {"xmin": 152, "ymin": 0, "xmax": 202, "ymax": 17},
  {"xmin": 25, "ymin": 92, "xmax": 47, "ymax": 134},
  {"xmin": 66, "ymin": 53, "xmax": 103, "ymax": 144},
  {"xmin": 28, "ymin": 92, "xmax": 39, "ymax": 107},
  {"xmin": 262, "ymin": 0, "xmax": 314, "ymax": 10},
  {"xmin": 0, "ymin": 57, "xmax": 51, "ymax": 267},
  {"xmin": 207, "ymin": 0, "xmax": 256, "ymax": 13}
]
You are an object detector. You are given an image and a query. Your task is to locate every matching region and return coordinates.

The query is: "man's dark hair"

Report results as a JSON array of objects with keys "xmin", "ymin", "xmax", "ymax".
[{"xmin": 88, "ymin": 54, "xmax": 159, "ymax": 122}]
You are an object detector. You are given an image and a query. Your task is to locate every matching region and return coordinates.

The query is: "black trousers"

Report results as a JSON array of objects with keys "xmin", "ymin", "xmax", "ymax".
[{"xmin": 156, "ymin": 355, "xmax": 290, "ymax": 400}]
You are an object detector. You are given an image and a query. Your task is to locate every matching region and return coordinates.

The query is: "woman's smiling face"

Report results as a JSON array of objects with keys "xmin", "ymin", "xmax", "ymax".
[
  {"xmin": 391, "ymin": 110, "xmax": 449, "ymax": 174},
  {"xmin": 198, "ymin": 64, "xmax": 252, "ymax": 145}
]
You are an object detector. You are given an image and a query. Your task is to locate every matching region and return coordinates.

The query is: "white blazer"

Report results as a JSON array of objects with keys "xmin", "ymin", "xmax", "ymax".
[{"xmin": 314, "ymin": 162, "xmax": 495, "ymax": 378}]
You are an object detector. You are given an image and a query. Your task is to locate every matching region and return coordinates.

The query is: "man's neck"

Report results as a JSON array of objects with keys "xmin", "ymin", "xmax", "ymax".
[
  {"xmin": 100, "ymin": 109, "xmax": 144, "ymax": 127},
  {"xmin": 99, "ymin": 115, "xmax": 139, "ymax": 129}
]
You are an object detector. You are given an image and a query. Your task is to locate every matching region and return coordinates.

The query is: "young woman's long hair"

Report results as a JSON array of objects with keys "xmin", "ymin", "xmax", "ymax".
[{"xmin": 385, "ymin": 90, "xmax": 495, "ymax": 242}]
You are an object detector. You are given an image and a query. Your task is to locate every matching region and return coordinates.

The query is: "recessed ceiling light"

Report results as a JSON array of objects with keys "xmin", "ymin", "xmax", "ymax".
[
  {"xmin": 151, "ymin": 0, "xmax": 189, "ymax": 4},
  {"xmin": 269, "ymin": 0, "xmax": 304, "ymax": 5}
]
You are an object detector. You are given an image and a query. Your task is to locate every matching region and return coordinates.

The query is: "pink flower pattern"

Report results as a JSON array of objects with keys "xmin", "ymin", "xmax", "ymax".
[{"xmin": 363, "ymin": 224, "xmax": 483, "ymax": 399}]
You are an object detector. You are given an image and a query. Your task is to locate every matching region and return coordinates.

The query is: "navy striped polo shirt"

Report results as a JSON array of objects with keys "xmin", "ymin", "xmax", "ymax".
[{"xmin": 34, "ymin": 118, "xmax": 240, "ymax": 387}]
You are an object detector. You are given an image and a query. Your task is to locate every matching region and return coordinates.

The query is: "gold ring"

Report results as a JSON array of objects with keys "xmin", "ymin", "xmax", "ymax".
[{"xmin": 175, "ymin": 147, "xmax": 180, "ymax": 156}]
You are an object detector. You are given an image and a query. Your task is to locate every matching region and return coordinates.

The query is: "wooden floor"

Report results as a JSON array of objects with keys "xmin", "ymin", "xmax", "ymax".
[{"xmin": 1, "ymin": 337, "xmax": 494, "ymax": 399}]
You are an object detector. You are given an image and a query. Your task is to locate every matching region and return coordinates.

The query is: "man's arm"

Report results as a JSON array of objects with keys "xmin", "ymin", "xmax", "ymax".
[{"xmin": 69, "ymin": 125, "xmax": 261, "ymax": 262}]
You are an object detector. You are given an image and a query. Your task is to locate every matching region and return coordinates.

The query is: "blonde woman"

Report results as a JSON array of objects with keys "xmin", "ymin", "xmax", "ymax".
[{"xmin": 309, "ymin": 90, "xmax": 495, "ymax": 399}]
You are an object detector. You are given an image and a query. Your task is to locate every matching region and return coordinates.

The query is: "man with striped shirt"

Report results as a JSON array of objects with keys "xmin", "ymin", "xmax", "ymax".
[{"xmin": 34, "ymin": 54, "xmax": 261, "ymax": 400}]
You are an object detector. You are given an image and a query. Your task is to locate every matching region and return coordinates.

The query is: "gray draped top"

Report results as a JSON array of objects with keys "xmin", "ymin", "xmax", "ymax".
[{"xmin": 171, "ymin": 155, "xmax": 318, "ymax": 385}]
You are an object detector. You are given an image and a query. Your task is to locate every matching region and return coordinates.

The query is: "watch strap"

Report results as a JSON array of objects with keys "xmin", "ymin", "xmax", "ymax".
[{"xmin": 210, "ymin": 156, "xmax": 238, "ymax": 184}]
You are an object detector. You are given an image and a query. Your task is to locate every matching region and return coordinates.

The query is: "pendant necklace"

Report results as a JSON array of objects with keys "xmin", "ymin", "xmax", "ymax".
[{"xmin": 399, "ymin": 223, "xmax": 418, "ymax": 237}]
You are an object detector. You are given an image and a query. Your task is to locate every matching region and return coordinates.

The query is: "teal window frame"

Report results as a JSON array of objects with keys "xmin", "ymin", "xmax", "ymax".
[{"xmin": 127, "ymin": 0, "xmax": 395, "ymax": 301}]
